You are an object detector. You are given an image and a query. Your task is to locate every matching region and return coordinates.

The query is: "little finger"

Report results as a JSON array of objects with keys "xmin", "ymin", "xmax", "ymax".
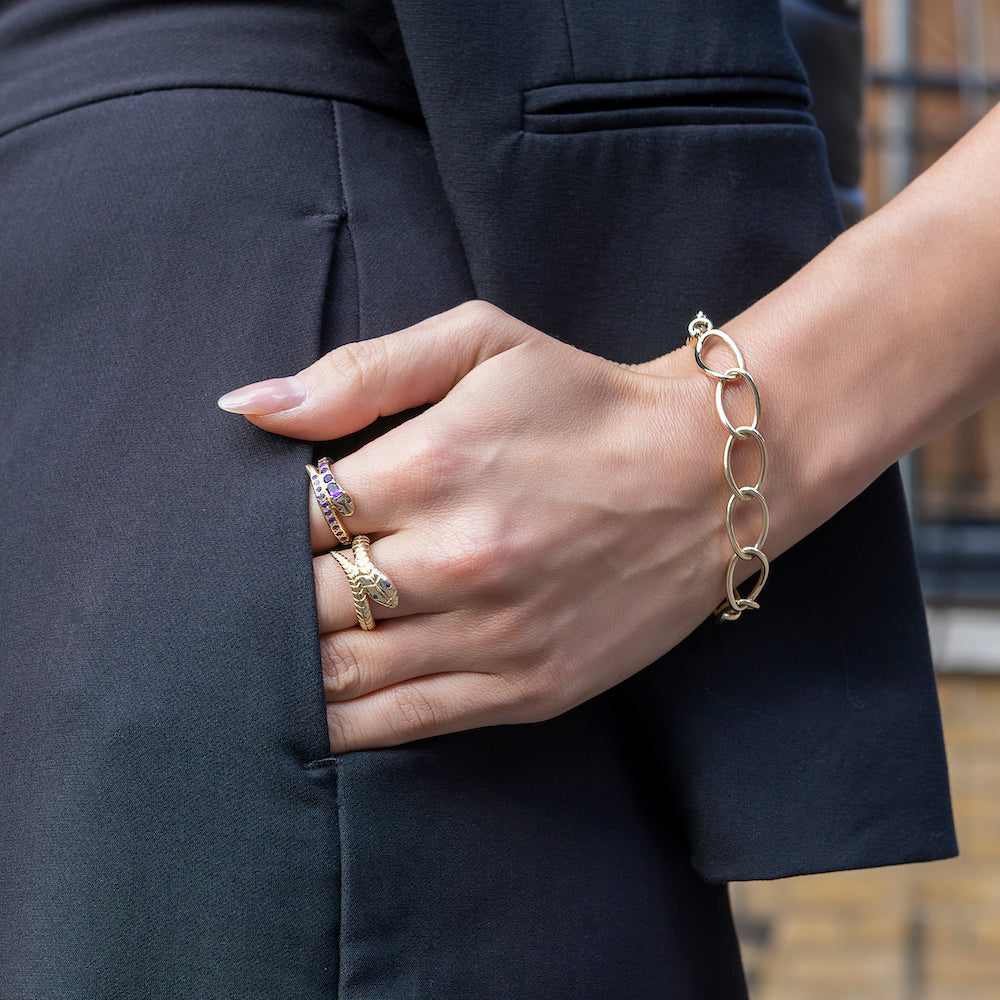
[
  {"xmin": 326, "ymin": 669, "xmax": 542, "ymax": 754},
  {"xmin": 320, "ymin": 612, "xmax": 464, "ymax": 702}
]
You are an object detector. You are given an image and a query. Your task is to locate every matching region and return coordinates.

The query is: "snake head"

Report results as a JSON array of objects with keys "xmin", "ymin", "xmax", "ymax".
[{"xmin": 371, "ymin": 572, "xmax": 399, "ymax": 608}]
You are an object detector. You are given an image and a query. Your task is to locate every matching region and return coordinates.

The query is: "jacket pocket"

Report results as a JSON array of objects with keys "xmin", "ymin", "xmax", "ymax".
[{"xmin": 522, "ymin": 75, "xmax": 813, "ymax": 133}]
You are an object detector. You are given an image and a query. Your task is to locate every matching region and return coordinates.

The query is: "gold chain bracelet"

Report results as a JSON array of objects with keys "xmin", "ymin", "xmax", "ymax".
[{"xmin": 686, "ymin": 311, "xmax": 770, "ymax": 622}]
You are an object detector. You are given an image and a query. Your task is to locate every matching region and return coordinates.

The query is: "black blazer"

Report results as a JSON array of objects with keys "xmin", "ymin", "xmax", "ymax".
[{"xmin": 390, "ymin": 0, "xmax": 955, "ymax": 881}]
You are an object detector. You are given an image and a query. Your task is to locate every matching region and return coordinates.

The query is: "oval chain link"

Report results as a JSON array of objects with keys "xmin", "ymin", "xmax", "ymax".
[
  {"xmin": 686, "ymin": 311, "xmax": 771, "ymax": 622},
  {"xmin": 726, "ymin": 487, "xmax": 769, "ymax": 559},
  {"xmin": 723, "ymin": 426, "xmax": 767, "ymax": 495},
  {"xmin": 715, "ymin": 368, "xmax": 761, "ymax": 437}
]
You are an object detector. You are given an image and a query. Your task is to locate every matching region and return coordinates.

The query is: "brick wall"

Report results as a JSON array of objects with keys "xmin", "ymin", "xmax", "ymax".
[{"xmin": 733, "ymin": 673, "xmax": 1000, "ymax": 1000}]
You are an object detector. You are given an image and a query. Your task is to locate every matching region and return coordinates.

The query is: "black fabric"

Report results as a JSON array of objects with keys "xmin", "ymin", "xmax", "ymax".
[
  {"xmin": 390, "ymin": 0, "xmax": 956, "ymax": 879},
  {"xmin": 334, "ymin": 705, "xmax": 745, "ymax": 998},
  {"xmin": 0, "ymin": 1, "xmax": 424, "ymax": 137},
  {"xmin": 1, "ymin": 87, "xmax": 347, "ymax": 997},
  {"xmin": 783, "ymin": 0, "xmax": 866, "ymax": 223},
  {"xmin": 0, "ymin": 1, "xmax": 954, "ymax": 997}
]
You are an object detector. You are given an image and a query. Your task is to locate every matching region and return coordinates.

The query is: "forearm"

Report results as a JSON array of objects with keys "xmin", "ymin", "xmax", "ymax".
[{"xmin": 654, "ymin": 104, "xmax": 1000, "ymax": 561}]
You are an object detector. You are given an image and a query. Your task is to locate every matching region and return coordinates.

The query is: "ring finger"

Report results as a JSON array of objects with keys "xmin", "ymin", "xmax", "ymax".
[
  {"xmin": 305, "ymin": 438, "xmax": 441, "ymax": 552},
  {"xmin": 314, "ymin": 529, "xmax": 449, "ymax": 633}
]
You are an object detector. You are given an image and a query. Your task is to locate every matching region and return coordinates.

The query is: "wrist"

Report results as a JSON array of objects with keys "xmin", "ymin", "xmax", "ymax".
[
  {"xmin": 720, "ymin": 228, "xmax": 904, "ymax": 559},
  {"xmin": 634, "ymin": 340, "xmax": 772, "ymax": 619},
  {"xmin": 644, "ymin": 304, "xmax": 865, "ymax": 612}
]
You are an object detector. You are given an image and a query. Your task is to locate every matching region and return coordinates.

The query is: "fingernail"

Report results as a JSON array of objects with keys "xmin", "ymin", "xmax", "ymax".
[{"xmin": 217, "ymin": 376, "xmax": 307, "ymax": 414}]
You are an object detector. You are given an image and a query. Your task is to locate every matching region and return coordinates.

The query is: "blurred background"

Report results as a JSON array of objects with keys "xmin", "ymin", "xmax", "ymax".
[{"xmin": 732, "ymin": 1, "xmax": 1000, "ymax": 997}]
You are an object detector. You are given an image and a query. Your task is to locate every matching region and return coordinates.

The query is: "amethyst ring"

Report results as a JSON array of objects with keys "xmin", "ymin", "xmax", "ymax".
[{"xmin": 307, "ymin": 457, "xmax": 355, "ymax": 544}]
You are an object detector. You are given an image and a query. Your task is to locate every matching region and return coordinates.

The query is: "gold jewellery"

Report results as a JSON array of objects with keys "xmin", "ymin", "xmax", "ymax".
[
  {"xmin": 307, "ymin": 457, "xmax": 354, "ymax": 545},
  {"xmin": 687, "ymin": 311, "xmax": 770, "ymax": 622},
  {"xmin": 330, "ymin": 535, "xmax": 398, "ymax": 631},
  {"xmin": 308, "ymin": 459, "xmax": 400, "ymax": 630}
]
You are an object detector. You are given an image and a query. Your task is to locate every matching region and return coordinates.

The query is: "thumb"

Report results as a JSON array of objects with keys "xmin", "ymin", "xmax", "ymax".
[{"xmin": 217, "ymin": 301, "xmax": 529, "ymax": 441}]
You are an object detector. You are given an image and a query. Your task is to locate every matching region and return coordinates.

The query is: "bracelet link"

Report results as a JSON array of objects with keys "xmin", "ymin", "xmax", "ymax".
[{"xmin": 689, "ymin": 311, "xmax": 771, "ymax": 622}]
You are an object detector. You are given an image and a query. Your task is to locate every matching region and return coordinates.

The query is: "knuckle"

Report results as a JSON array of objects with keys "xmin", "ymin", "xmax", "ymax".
[
  {"xmin": 386, "ymin": 685, "xmax": 439, "ymax": 739},
  {"xmin": 427, "ymin": 521, "xmax": 512, "ymax": 591},
  {"xmin": 504, "ymin": 652, "xmax": 578, "ymax": 723},
  {"xmin": 367, "ymin": 422, "xmax": 456, "ymax": 506},
  {"xmin": 319, "ymin": 636, "xmax": 365, "ymax": 696},
  {"xmin": 319, "ymin": 338, "xmax": 390, "ymax": 398},
  {"xmin": 544, "ymin": 655, "xmax": 580, "ymax": 713},
  {"xmin": 399, "ymin": 424, "xmax": 454, "ymax": 490},
  {"xmin": 491, "ymin": 669, "xmax": 556, "ymax": 724},
  {"xmin": 451, "ymin": 300, "xmax": 527, "ymax": 352},
  {"xmin": 455, "ymin": 299, "xmax": 501, "ymax": 331},
  {"xmin": 466, "ymin": 609, "xmax": 579, "ymax": 725},
  {"xmin": 503, "ymin": 672, "xmax": 551, "ymax": 721}
]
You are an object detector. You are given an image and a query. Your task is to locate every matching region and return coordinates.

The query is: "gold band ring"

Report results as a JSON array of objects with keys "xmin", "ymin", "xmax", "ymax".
[
  {"xmin": 330, "ymin": 535, "xmax": 398, "ymax": 631},
  {"xmin": 330, "ymin": 551, "xmax": 377, "ymax": 630},
  {"xmin": 320, "ymin": 507, "xmax": 352, "ymax": 546},
  {"xmin": 308, "ymin": 458, "xmax": 355, "ymax": 544}
]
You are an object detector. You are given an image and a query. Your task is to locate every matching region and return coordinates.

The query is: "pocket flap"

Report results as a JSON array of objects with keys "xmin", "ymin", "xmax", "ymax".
[{"xmin": 523, "ymin": 76, "xmax": 813, "ymax": 133}]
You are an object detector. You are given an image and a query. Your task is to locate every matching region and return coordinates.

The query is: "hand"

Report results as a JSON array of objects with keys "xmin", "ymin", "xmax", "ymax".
[{"xmin": 220, "ymin": 301, "xmax": 734, "ymax": 752}]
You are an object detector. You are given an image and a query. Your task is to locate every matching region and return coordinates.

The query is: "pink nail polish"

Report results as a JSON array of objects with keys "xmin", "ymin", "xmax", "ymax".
[{"xmin": 217, "ymin": 376, "xmax": 307, "ymax": 414}]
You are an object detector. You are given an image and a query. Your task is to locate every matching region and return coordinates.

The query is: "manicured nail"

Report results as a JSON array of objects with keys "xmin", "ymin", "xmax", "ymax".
[{"xmin": 217, "ymin": 376, "xmax": 307, "ymax": 414}]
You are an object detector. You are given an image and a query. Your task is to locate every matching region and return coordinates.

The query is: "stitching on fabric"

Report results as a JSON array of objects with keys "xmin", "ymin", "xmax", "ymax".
[
  {"xmin": 333, "ymin": 755, "xmax": 345, "ymax": 1000},
  {"xmin": 304, "ymin": 210, "xmax": 347, "ymax": 223},
  {"xmin": 519, "ymin": 116, "xmax": 816, "ymax": 137},
  {"xmin": 326, "ymin": 101, "xmax": 354, "ymax": 1000},
  {"xmin": 559, "ymin": 0, "xmax": 578, "ymax": 79},
  {"xmin": 522, "ymin": 72, "xmax": 811, "ymax": 93},
  {"xmin": 0, "ymin": 83, "xmax": 349, "ymax": 142},
  {"xmin": 329, "ymin": 101, "xmax": 363, "ymax": 347},
  {"xmin": 304, "ymin": 757, "xmax": 338, "ymax": 770},
  {"xmin": 301, "ymin": 756, "xmax": 343, "ymax": 996}
]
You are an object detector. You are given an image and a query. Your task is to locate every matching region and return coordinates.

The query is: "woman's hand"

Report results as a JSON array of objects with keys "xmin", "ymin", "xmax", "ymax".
[
  {"xmin": 220, "ymin": 301, "xmax": 736, "ymax": 752},
  {"xmin": 217, "ymin": 102, "xmax": 1000, "ymax": 753}
]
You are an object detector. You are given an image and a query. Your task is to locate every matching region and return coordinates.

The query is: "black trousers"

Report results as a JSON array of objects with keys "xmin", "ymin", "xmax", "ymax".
[{"xmin": 0, "ymin": 2, "xmax": 953, "ymax": 997}]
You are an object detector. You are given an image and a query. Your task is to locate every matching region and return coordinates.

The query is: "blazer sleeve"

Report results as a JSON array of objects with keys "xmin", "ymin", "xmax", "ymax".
[{"xmin": 389, "ymin": 0, "xmax": 957, "ymax": 882}]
